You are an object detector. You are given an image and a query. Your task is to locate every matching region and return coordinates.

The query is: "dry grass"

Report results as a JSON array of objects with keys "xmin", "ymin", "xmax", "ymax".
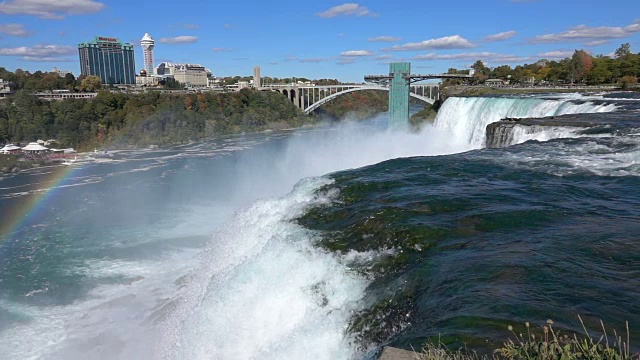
[{"xmin": 413, "ymin": 316, "xmax": 639, "ymax": 360}]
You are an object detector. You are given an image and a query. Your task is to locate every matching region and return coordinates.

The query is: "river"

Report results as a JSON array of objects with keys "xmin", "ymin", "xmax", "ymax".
[{"xmin": 0, "ymin": 92, "xmax": 639, "ymax": 359}]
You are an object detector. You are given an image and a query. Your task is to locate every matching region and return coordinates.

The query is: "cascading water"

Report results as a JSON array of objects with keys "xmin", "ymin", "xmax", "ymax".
[
  {"xmin": 0, "ymin": 94, "xmax": 633, "ymax": 360},
  {"xmin": 434, "ymin": 96, "xmax": 618, "ymax": 149}
]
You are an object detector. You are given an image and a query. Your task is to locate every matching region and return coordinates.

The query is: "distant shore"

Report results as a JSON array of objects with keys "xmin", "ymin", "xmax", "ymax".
[{"xmin": 442, "ymin": 84, "xmax": 637, "ymax": 98}]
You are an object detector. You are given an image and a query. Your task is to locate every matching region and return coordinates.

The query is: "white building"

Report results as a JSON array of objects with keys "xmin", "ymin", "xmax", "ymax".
[
  {"xmin": 141, "ymin": 33, "xmax": 155, "ymax": 75},
  {"xmin": 155, "ymin": 62, "xmax": 208, "ymax": 87},
  {"xmin": 52, "ymin": 67, "xmax": 72, "ymax": 77}
]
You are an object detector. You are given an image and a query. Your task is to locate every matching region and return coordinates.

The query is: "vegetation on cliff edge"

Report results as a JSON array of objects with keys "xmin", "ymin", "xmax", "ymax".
[{"xmin": 0, "ymin": 89, "xmax": 309, "ymax": 150}]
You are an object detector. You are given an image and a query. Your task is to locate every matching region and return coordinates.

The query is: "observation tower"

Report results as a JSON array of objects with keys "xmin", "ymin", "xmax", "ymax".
[{"xmin": 141, "ymin": 33, "xmax": 155, "ymax": 75}]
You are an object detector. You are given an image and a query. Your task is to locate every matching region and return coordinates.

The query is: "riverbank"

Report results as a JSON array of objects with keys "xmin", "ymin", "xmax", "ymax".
[
  {"xmin": 442, "ymin": 85, "xmax": 637, "ymax": 99},
  {"xmin": 381, "ymin": 317, "xmax": 638, "ymax": 360}
]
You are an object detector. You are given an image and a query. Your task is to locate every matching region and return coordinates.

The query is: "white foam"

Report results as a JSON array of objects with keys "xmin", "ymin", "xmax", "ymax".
[
  {"xmin": 434, "ymin": 96, "xmax": 619, "ymax": 149},
  {"xmin": 158, "ymin": 177, "xmax": 368, "ymax": 360}
]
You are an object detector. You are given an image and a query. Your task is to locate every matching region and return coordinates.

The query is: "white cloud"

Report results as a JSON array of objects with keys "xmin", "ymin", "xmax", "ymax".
[
  {"xmin": 159, "ymin": 36, "xmax": 198, "ymax": 44},
  {"xmin": 0, "ymin": 44, "xmax": 75, "ymax": 56},
  {"xmin": 0, "ymin": 24, "xmax": 32, "ymax": 37},
  {"xmin": 0, "ymin": 44, "xmax": 75, "ymax": 62},
  {"xmin": 0, "ymin": 0, "xmax": 105, "ymax": 19},
  {"xmin": 584, "ymin": 40, "xmax": 609, "ymax": 47},
  {"xmin": 340, "ymin": 50, "xmax": 373, "ymax": 56},
  {"xmin": 387, "ymin": 35, "xmax": 475, "ymax": 51},
  {"xmin": 368, "ymin": 36, "xmax": 401, "ymax": 42},
  {"xmin": 530, "ymin": 20, "xmax": 640, "ymax": 44},
  {"xmin": 414, "ymin": 52, "xmax": 529, "ymax": 63},
  {"xmin": 212, "ymin": 47, "xmax": 232, "ymax": 52},
  {"xmin": 537, "ymin": 50, "xmax": 574, "ymax": 59},
  {"xmin": 317, "ymin": 3, "xmax": 377, "ymax": 18},
  {"xmin": 21, "ymin": 56, "xmax": 74, "ymax": 62},
  {"xmin": 483, "ymin": 30, "xmax": 517, "ymax": 42}
]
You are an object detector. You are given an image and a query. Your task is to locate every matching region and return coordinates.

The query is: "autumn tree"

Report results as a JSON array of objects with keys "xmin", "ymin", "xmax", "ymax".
[{"xmin": 569, "ymin": 50, "xmax": 593, "ymax": 83}]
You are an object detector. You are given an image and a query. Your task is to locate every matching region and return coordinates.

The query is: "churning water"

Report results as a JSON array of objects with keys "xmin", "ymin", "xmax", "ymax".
[{"xmin": 0, "ymin": 93, "xmax": 639, "ymax": 359}]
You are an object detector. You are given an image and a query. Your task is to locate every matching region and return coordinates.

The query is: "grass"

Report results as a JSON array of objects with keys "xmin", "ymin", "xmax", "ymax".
[{"xmin": 412, "ymin": 316, "xmax": 639, "ymax": 360}]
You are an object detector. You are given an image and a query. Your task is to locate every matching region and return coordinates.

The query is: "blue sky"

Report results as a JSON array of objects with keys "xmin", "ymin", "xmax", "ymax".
[{"xmin": 0, "ymin": 0, "xmax": 639, "ymax": 82}]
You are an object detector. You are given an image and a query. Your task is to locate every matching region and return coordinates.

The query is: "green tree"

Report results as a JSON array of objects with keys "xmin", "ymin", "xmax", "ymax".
[
  {"xmin": 615, "ymin": 43, "xmax": 632, "ymax": 59},
  {"xmin": 79, "ymin": 75, "xmax": 102, "ymax": 92}
]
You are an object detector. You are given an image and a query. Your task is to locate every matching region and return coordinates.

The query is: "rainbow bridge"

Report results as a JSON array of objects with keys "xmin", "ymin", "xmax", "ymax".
[{"xmin": 262, "ymin": 62, "xmax": 472, "ymax": 128}]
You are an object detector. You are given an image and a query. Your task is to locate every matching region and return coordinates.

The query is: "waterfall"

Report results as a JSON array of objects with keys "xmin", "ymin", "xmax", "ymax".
[{"xmin": 434, "ymin": 96, "xmax": 618, "ymax": 149}]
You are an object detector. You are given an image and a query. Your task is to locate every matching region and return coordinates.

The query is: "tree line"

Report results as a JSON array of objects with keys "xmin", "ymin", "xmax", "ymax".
[
  {"xmin": 446, "ymin": 43, "xmax": 640, "ymax": 87},
  {"xmin": 0, "ymin": 89, "xmax": 309, "ymax": 150}
]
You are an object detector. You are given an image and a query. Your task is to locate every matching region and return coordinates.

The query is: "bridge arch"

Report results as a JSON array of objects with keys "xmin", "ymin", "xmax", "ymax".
[{"xmin": 303, "ymin": 86, "xmax": 436, "ymax": 114}]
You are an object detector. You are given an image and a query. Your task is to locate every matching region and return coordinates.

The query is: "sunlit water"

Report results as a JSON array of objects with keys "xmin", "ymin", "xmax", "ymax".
[{"xmin": 0, "ymin": 93, "xmax": 639, "ymax": 359}]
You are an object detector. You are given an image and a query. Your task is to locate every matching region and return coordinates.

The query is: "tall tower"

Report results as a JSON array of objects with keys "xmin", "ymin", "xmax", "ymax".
[
  {"xmin": 253, "ymin": 65, "xmax": 261, "ymax": 89},
  {"xmin": 388, "ymin": 62, "xmax": 410, "ymax": 129},
  {"xmin": 141, "ymin": 33, "xmax": 155, "ymax": 75}
]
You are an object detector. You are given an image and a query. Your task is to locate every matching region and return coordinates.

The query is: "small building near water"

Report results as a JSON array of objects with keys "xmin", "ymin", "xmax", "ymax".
[
  {"xmin": 0, "ymin": 144, "xmax": 21, "ymax": 154},
  {"xmin": 21, "ymin": 142, "xmax": 49, "ymax": 154}
]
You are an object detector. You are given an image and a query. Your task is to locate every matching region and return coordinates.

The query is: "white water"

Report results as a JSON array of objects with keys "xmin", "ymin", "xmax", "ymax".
[
  {"xmin": 0, "ymin": 95, "xmax": 626, "ymax": 360},
  {"xmin": 434, "ymin": 96, "xmax": 618, "ymax": 149}
]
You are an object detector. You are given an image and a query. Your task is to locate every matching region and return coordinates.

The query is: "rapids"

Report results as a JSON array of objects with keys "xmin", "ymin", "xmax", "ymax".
[{"xmin": 0, "ymin": 93, "xmax": 638, "ymax": 359}]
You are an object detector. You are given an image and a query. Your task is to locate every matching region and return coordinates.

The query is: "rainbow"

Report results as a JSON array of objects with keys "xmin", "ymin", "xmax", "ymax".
[{"xmin": 0, "ymin": 164, "xmax": 82, "ymax": 244}]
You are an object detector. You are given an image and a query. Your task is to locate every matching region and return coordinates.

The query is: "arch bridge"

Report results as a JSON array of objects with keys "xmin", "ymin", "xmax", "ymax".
[
  {"xmin": 264, "ymin": 62, "xmax": 472, "ymax": 128},
  {"xmin": 263, "ymin": 83, "xmax": 440, "ymax": 115}
]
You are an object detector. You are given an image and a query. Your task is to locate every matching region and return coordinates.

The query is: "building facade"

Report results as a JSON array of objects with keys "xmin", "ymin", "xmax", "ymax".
[
  {"xmin": 52, "ymin": 67, "xmax": 73, "ymax": 77},
  {"xmin": 141, "ymin": 33, "xmax": 155, "ymax": 75},
  {"xmin": 78, "ymin": 36, "xmax": 136, "ymax": 85},
  {"xmin": 253, "ymin": 65, "xmax": 261, "ymax": 89},
  {"xmin": 155, "ymin": 62, "xmax": 208, "ymax": 87}
]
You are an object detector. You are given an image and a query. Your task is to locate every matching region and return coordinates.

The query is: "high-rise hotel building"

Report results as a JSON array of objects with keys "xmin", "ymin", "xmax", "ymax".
[
  {"xmin": 140, "ymin": 33, "xmax": 155, "ymax": 75},
  {"xmin": 78, "ymin": 36, "xmax": 136, "ymax": 85}
]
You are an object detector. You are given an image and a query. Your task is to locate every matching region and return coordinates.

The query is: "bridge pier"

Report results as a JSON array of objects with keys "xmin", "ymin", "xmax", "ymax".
[{"xmin": 389, "ymin": 62, "xmax": 411, "ymax": 129}]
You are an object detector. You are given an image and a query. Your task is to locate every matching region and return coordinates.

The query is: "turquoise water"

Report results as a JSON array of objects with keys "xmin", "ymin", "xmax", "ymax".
[{"xmin": 0, "ymin": 93, "xmax": 638, "ymax": 359}]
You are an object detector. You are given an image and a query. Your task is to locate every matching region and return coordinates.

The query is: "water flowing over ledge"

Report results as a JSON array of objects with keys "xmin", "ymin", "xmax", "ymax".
[{"xmin": 434, "ymin": 96, "xmax": 619, "ymax": 149}]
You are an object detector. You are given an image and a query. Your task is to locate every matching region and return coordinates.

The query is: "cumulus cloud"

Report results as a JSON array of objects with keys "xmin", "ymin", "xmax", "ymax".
[
  {"xmin": 340, "ymin": 50, "xmax": 373, "ymax": 56},
  {"xmin": 0, "ymin": 0, "xmax": 105, "ymax": 19},
  {"xmin": 0, "ymin": 24, "xmax": 32, "ymax": 37},
  {"xmin": 537, "ymin": 50, "xmax": 575, "ymax": 59},
  {"xmin": 317, "ymin": 3, "xmax": 377, "ymax": 18},
  {"xmin": 483, "ymin": 30, "xmax": 517, "ymax": 42},
  {"xmin": 0, "ymin": 44, "xmax": 76, "ymax": 62},
  {"xmin": 414, "ymin": 52, "xmax": 529, "ymax": 63},
  {"xmin": 530, "ymin": 20, "xmax": 640, "ymax": 44},
  {"xmin": 159, "ymin": 36, "xmax": 198, "ymax": 44},
  {"xmin": 368, "ymin": 36, "xmax": 401, "ymax": 42},
  {"xmin": 0, "ymin": 44, "xmax": 75, "ymax": 56},
  {"xmin": 21, "ymin": 56, "xmax": 74, "ymax": 62},
  {"xmin": 387, "ymin": 35, "xmax": 475, "ymax": 51},
  {"xmin": 584, "ymin": 40, "xmax": 609, "ymax": 47}
]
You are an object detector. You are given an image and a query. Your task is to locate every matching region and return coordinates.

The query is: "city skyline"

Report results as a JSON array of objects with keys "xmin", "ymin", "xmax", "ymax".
[{"xmin": 0, "ymin": 0, "xmax": 639, "ymax": 82}]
